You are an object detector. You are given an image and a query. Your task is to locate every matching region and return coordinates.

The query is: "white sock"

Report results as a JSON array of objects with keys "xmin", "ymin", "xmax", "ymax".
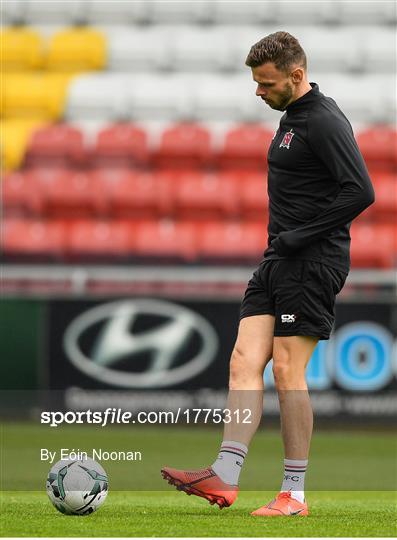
[
  {"xmin": 211, "ymin": 440, "xmax": 248, "ymax": 486},
  {"xmin": 280, "ymin": 458, "xmax": 308, "ymax": 504}
]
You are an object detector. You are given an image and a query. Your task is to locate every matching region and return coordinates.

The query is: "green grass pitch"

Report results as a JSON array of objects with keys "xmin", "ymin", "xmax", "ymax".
[
  {"xmin": 1, "ymin": 423, "xmax": 396, "ymax": 536},
  {"xmin": 1, "ymin": 490, "xmax": 396, "ymax": 537}
]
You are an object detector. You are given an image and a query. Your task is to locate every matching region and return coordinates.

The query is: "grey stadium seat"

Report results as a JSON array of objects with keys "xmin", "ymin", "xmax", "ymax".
[
  {"xmin": 103, "ymin": 26, "xmax": 171, "ymax": 72},
  {"xmin": 23, "ymin": 0, "xmax": 87, "ymax": 24},
  {"xmin": 146, "ymin": 0, "xmax": 211, "ymax": 24},
  {"xmin": 126, "ymin": 74, "xmax": 193, "ymax": 121},
  {"xmin": 168, "ymin": 26, "xmax": 236, "ymax": 72},
  {"xmin": 209, "ymin": 0, "xmax": 279, "ymax": 24},
  {"xmin": 65, "ymin": 74, "xmax": 129, "ymax": 121}
]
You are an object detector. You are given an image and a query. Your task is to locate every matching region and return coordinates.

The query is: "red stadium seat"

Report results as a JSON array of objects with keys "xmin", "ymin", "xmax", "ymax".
[
  {"xmin": 174, "ymin": 171, "xmax": 239, "ymax": 220},
  {"xmin": 134, "ymin": 220, "xmax": 197, "ymax": 261},
  {"xmin": 357, "ymin": 127, "xmax": 397, "ymax": 171},
  {"xmin": 41, "ymin": 170, "xmax": 107, "ymax": 218},
  {"xmin": 198, "ymin": 221, "xmax": 265, "ymax": 261},
  {"xmin": 216, "ymin": 124, "xmax": 274, "ymax": 171},
  {"xmin": 350, "ymin": 223, "xmax": 396, "ymax": 268},
  {"xmin": 91, "ymin": 123, "xmax": 148, "ymax": 169},
  {"xmin": 2, "ymin": 219, "xmax": 66, "ymax": 259},
  {"xmin": 97, "ymin": 169, "xmax": 172, "ymax": 219},
  {"xmin": 369, "ymin": 172, "xmax": 397, "ymax": 221},
  {"xmin": 152, "ymin": 123, "xmax": 212, "ymax": 169},
  {"xmin": 24, "ymin": 123, "xmax": 86, "ymax": 169},
  {"xmin": 65, "ymin": 220, "xmax": 134, "ymax": 258},
  {"xmin": 2, "ymin": 171, "xmax": 44, "ymax": 217},
  {"xmin": 236, "ymin": 171, "xmax": 269, "ymax": 221}
]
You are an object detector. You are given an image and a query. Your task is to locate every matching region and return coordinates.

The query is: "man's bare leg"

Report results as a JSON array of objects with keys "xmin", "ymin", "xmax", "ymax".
[
  {"xmin": 210, "ymin": 315, "xmax": 274, "ymax": 486},
  {"xmin": 161, "ymin": 314, "xmax": 275, "ymax": 507},
  {"xmin": 271, "ymin": 335, "xmax": 318, "ymax": 502},
  {"xmin": 223, "ymin": 314, "xmax": 275, "ymax": 445},
  {"xmin": 272, "ymin": 335, "xmax": 318, "ymax": 458}
]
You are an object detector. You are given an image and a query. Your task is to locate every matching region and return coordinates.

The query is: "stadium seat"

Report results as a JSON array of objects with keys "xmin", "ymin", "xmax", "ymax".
[
  {"xmin": 127, "ymin": 74, "xmax": 191, "ymax": 121},
  {"xmin": 318, "ymin": 74, "xmax": 395, "ymax": 124},
  {"xmin": 357, "ymin": 127, "xmax": 397, "ymax": 171},
  {"xmin": 368, "ymin": 172, "xmax": 397, "ymax": 221},
  {"xmin": 197, "ymin": 221, "xmax": 265, "ymax": 262},
  {"xmin": 91, "ymin": 123, "xmax": 148, "ymax": 168},
  {"xmin": 236, "ymin": 172, "xmax": 269, "ymax": 221},
  {"xmin": 105, "ymin": 27, "xmax": 170, "ymax": 72},
  {"xmin": 102, "ymin": 170, "xmax": 172, "ymax": 219},
  {"xmin": 86, "ymin": 0, "xmax": 149, "ymax": 24},
  {"xmin": 193, "ymin": 75, "xmax": 267, "ymax": 122},
  {"xmin": 65, "ymin": 73, "xmax": 128, "ymax": 121},
  {"xmin": 210, "ymin": 0, "xmax": 278, "ymax": 23},
  {"xmin": 361, "ymin": 29, "xmax": 396, "ymax": 74},
  {"xmin": 174, "ymin": 172, "xmax": 239, "ymax": 220},
  {"xmin": 42, "ymin": 170, "xmax": 107, "ymax": 218},
  {"xmin": 66, "ymin": 220, "xmax": 134, "ymax": 259},
  {"xmin": 2, "ymin": 219, "xmax": 66, "ymax": 259},
  {"xmin": 350, "ymin": 223, "xmax": 396, "ymax": 268},
  {"xmin": 2, "ymin": 171, "xmax": 43, "ymax": 217},
  {"xmin": 169, "ymin": 27, "xmax": 235, "ymax": 72},
  {"xmin": 152, "ymin": 123, "xmax": 212, "ymax": 170},
  {"xmin": 24, "ymin": 0, "xmax": 86, "ymax": 24},
  {"xmin": 339, "ymin": 0, "xmax": 396, "ymax": 25},
  {"xmin": 216, "ymin": 124, "xmax": 273, "ymax": 170},
  {"xmin": 147, "ymin": 0, "xmax": 210, "ymax": 23},
  {"xmin": 274, "ymin": 0, "xmax": 341, "ymax": 24},
  {"xmin": 2, "ymin": 73, "xmax": 71, "ymax": 120},
  {"xmin": 1, "ymin": 1, "xmax": 26, "ymax": 25},
  {"xmin": 24, "ymin": 124, "xmax": 86, "ymax": 169},
  {"xmin": 297, "ymin": 28, "xmax": 361, "ymax": 73},
  {"xmin": 0, "ymin": 118, "xmax": 48, "ymax": 171},
  {"xmin": 46, "ymin": 26, "xmax": 107, "ymax": 72},
  {"xmin": 134, "ymin": 220, "xmax": 197, "ymax": 261},
  {"xmin": 1, "ymin": 26, "xmax": 44, "ymax": 71}
]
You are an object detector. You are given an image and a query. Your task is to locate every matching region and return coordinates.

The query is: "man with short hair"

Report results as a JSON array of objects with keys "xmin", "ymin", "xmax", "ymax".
[{"xmin": 162, "ymin": 31, "xmax": 374, "ymax": 517}]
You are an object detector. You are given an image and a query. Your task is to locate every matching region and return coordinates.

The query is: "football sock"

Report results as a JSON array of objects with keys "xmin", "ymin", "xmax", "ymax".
[
  {"xmin": 212, "ymin": 440, "xmax": 248, "ymax": 485},
  {"xmin": 281, "ymin": 458, "xmax": 308, "ymax": 504}
]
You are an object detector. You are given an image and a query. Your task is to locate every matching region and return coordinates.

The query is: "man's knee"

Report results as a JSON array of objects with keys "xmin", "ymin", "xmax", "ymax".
[
  {"xmin": 229, "ymin": 345, "xmax": 271, "ymax": 390},
  {"xmin": 272, "ymin": 344, "xmax": 307, "ymax": 390},
  {"xmin": 272, "ymin": 354, "xmax": 295, "ymax": 389}
]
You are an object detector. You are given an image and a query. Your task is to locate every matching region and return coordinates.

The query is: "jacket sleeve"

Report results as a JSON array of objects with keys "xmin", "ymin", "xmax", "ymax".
[{"xmin": 270, "ymin": 104, "xmax": 375, "ymax": 257}]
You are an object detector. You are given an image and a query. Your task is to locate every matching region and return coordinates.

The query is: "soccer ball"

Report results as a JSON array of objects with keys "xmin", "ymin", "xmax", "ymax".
[{"xmin": 46, "ymin": 457, "xmax": 108, "ymax": 515}]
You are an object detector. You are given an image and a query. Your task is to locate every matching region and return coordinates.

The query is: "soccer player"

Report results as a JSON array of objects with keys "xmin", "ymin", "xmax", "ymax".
[{"xmin": 161, "ymin": 31, "xmax": 375, "ymax": 516}]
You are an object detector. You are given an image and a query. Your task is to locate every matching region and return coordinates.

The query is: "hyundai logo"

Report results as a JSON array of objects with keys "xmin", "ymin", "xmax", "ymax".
[{"xmin": 63, "ymin": 299, "xmax": 219, "ymax": 388}]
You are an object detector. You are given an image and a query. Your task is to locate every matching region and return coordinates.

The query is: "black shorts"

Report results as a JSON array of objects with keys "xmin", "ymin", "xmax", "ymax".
[{"xmin": 239, "ymin": 259, "xmax": 348, "ymax": 340}]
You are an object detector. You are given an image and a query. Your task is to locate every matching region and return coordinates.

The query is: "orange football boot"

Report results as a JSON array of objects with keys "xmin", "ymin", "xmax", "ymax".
[
  {"xmin": 251, "ymin": 491, "xmax": 308, "ymax": 516},
  {"xmin": 161, "ymin": 466, "xmax": 238, "ymax": 509}
]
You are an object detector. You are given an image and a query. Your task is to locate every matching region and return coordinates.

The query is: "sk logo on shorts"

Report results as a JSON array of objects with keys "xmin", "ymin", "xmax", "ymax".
[{"xmin": 279, "ymin": 129, "xmax": 294, "ymax": 149}]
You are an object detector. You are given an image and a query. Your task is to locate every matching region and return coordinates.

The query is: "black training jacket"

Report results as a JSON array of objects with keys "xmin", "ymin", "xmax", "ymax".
[{"xmin": 263, "ymin": 82, "xmax": 375, "ymax": 273}]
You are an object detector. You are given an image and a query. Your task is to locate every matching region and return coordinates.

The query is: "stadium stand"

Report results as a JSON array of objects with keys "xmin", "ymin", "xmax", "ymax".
[
  {"xmin": 152, "ymin": 123, "xmax": 212, "ymax": 170},
  {"xmin": 198, "ymin": 221, "xmax": 265, "ymax": 262},
  {"xmin": 24, "ymin": 124, "xmax": 86, "ymax": 169},
  {"xmin": 1, "ymin": 118, "xmax": 48, "ymax": 171},
  {"xmin": 105, "ymin": 170, "xmax": 172, "ymax": 219},
  {"xmin": 350, "ymin": 223, "xmax": 396, "ymax": 268},
  {"xmin": 216, "ymin": 124, "xmax": 273, "ymax": 170},
  {"xmin": 2, "ymin": 73, "xmax": 72, "ymax": 119},
  {"xmin": 91, "ymin": 123, "xmax": 149, "ymax": 169},
  {"xmin": 66, "ymin": 219, "xmax": 134, "ymax": 259},
  {"xmin": 46, "ymin": 26, "xmax": 107, "ymax": 72},
  {"xmin": 1, "ymin": 2, "xmax": 396, "ymax": 269},
  {"xmin": 173, "ymin": 172, "xmax": 239, "ymax": 220},
  {"xmin": 1, "ymin": 25, "xmax": 45, "ymax": 71},
  {"xmin": 2, "ymin": 218, "xmax": 66, "ymax": 260},
  {"xmin": 133, "ymin": 220, "xmax": 197, "ymax": 262}
]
